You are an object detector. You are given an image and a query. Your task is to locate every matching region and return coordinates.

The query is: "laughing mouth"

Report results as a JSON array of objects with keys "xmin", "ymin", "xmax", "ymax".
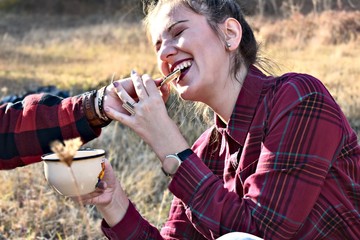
[
  {"xmin": 174, "ymin": 60, "xmax": 192, "ymax": 73},
  {"xmin": 160, "ymin": 60, "xmax": 193, "ymax": 87}
]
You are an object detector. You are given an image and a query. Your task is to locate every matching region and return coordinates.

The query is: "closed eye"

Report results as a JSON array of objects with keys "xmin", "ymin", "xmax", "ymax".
[{"xmin": 173, "ymin": 29, "xmax": 185, "ymax": 37}]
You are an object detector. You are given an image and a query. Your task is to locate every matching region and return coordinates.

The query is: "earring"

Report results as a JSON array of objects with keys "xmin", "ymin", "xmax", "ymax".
[{"xmin": 226, "ymin": 42, "xmax": 231, "ymax": 49}]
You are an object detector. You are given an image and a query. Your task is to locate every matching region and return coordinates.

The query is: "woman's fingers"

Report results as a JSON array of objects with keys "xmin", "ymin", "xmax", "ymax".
[
  {"xmin": 131, "ymin": 70, "xmax": 150, "ymax": 100},
  {"xmin": 105, "ymin": 105, "xmax": 133, "ymax": 126},
  {"xmin": 70, "ymin": 160, "xmax": 116, "ymax": 205},
  {"xmin": 112, "ymin": 81, "xmax": 136, "ymax": 105},
  {"xmin": 142, "ymin": 74, "xmax": 161, "ymax": 93},
  {"xmin": 109, "ymin": 70, "xmax": 170, "ymax": 130},
  {"xmin": 111, "ymin": 80, "xmax": 138, "ymax": 117},
  {"xmin": 70, "ymin": 187, "xmax": 105, "ymax": 203}
]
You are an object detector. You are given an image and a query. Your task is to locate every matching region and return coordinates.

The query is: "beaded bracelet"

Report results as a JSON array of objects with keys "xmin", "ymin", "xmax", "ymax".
[
  {"xmin": 82, "ymin": 90, "xmax": 111, "ymax": 128},
  {"xmin": 97, "ymin": 86, "xmax": 110, "ymax": 121}
]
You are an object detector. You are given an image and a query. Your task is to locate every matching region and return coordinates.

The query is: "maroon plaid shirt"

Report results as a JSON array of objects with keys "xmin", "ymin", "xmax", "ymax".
[
  {"xmin": 102, "ymin": 66, "xmax": 360, "ymax": 239},
  {"xmin": 0, "ymin": 93, "xmax": 100, "ymax": 169}
]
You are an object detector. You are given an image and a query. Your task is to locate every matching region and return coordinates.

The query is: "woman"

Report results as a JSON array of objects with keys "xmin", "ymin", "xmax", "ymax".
[{"xmin": 82, "ymin": 0, "xmax": 360, "ymax": 239}]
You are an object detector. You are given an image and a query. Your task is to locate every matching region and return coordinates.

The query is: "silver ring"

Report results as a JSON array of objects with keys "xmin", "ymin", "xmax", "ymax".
[{"xmin": 122, "ymin": 101, "xmax": 136, "ymax": 115}]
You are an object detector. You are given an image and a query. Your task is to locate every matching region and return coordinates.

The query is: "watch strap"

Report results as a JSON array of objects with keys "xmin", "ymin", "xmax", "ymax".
[{"xmin": 176, "ymin": 148, "xmax": 193, "ymax": 161}]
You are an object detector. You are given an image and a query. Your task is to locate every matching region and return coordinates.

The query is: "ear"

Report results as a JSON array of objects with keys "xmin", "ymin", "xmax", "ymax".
[{"xmin": 222, "ymin": 18, "xmax": 242, "ymax": 51}]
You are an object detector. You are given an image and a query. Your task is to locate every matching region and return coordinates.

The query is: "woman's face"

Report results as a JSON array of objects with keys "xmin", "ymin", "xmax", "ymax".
[{"xmin": 149, "ymin": 3, "xmax": 231, "ymax": 102}]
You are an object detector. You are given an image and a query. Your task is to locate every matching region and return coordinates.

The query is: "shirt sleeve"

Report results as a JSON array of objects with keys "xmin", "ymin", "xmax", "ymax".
[
  {"xmin": 167, "ymin": 75, "xmax": 345, "ymax": 239},
  {"xmin": 0, "ymin": 93, "xmax": 101, "ymax": 169},
  {"xmin": 168, "ymin": 152, "xmax": 258, "ymax": 239},
  {"xmin": 101, "ymin": 201, "xmax": 163, "ymax": 239}
]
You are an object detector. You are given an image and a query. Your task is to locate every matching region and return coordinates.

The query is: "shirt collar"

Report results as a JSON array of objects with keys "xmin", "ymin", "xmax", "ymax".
[{"xmin": 215, "ymin": 65, "xmax": 268, "ymax": 145}]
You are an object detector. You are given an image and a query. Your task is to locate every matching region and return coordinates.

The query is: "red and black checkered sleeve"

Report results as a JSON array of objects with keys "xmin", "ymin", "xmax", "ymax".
[{"xmin": 0, "ymin": 93, "xmax": 101, "ymax": 170}]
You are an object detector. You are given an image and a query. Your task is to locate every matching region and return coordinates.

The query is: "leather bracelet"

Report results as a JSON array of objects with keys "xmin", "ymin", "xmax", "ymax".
[
  {"xmin": 97, "ymin": 86, "xmax": 110, "ymax": 121},
  {"xmin": 82, "ymin": 90, "xmax": 111, "ymax": 128}
]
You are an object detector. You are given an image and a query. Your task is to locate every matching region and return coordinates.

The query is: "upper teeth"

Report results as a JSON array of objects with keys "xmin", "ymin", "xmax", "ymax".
[{"xmin": 175, "ymin": 60, "xmax": 192, "ymax": 71}]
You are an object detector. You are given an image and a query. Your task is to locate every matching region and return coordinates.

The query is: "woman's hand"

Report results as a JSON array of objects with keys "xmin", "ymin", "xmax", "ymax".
[
  {"xmin": 72, "ymin": 160, "xmax": 129, "ymax": 227},
  {"xmin": 103, "ymin": 76, "xmax": 171, "ymax": 118},
  {"xmin": 103, "ymin": 77, "xmax": 135, "ymax": 117},
  {"xmin": 105, "ymin": 70, "xmax": 189, "ymax": 161}
]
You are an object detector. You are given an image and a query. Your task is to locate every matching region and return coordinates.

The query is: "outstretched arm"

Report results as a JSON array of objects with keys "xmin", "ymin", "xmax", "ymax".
[{"xmin": 0, "ymin": 77, "xmax": 135, "ymax": 170}]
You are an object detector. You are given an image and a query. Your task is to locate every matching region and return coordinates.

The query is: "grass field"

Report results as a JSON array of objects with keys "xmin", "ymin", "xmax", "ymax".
[{"xmin": 0, "ymin": 10, "xmax": 359, "ymax": 239}]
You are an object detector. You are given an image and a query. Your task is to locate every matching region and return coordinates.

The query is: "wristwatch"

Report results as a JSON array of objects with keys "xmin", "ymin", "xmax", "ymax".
[{"xmin": 161, "ymin": 149, "xmax": 193, "ymax": 177}]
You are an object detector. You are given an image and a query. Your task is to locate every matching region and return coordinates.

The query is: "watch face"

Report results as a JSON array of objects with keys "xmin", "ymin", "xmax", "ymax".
[{"xmin": 162, "ymin": 154, "xmax": 182, "ymax": 176}]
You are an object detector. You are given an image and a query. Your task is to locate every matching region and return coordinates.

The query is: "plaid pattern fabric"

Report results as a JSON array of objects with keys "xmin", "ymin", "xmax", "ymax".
[
  {"xmin": 0, "ymin": 93, "xmax": 100, "ymax": 169},
  {"xmin": 101, "ymin": 66, "xmax": 360, "ymax": 239}
]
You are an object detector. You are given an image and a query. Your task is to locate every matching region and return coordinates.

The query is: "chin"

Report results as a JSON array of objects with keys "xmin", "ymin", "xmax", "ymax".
[
  {"xmin": 176, "ymin": 84, "xmax": 201, "ymax": 102},
  {"xmin": 179, "ymin": 91, "xmax": 198, "ymax": 102}
]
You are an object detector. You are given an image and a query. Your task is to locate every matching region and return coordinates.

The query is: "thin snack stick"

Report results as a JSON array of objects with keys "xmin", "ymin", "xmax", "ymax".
[{"xmin": 160, "ymin": 69, "xmax": 181, "ymax": 87}]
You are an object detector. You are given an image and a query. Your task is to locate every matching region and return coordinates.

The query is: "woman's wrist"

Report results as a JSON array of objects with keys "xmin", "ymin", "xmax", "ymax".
[
  {"xmin": 97, "ymin": 187, "xmax": 130, "ymax": 227},
  {"xmin": 157, "ymin": 143, "xmax": 190, "ymax": 162}
]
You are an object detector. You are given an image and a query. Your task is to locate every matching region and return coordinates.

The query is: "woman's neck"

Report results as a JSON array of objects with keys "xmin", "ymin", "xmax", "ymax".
[{"xmin": 208, "ymin": 65, "xmax": 248, "ymax": 124}]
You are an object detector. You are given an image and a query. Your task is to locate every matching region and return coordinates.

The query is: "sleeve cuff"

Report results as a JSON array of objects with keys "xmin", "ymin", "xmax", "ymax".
[{"xmin": 168, "ymin": 152, "xmax": 216, "ymax": 205}]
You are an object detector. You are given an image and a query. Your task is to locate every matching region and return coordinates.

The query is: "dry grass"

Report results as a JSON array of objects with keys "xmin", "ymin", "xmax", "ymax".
[
  {"xmin": 0, "ymin": 11, "xmax": 359, "ymax": 239},
  {"xmin": 251, "ymin": 11, "xmax": 360, "ymax": 129},
  {"xmin": 0, "ymin": 14, "xmax": 157, "ymax": 97}
]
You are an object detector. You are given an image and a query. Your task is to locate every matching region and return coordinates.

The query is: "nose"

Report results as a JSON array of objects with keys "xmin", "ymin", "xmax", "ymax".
[{"xmin": 158, "ymin": 40, "xmax": 177, "ymax": 62}]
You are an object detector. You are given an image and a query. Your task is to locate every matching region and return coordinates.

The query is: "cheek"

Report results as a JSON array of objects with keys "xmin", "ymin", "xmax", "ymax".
[
  {"xmin": 159, "ymin": 61, "xmax": 168, "ymax": 76},
  {"xmin": 177, "ymin": 37, "xmax": 186, "ymax": 48}
]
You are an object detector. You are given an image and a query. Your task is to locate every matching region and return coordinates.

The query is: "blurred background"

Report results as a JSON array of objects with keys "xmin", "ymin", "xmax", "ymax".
[{"xmin": 0, "ymin": 0, "xmax": 359, "ymax": 239}]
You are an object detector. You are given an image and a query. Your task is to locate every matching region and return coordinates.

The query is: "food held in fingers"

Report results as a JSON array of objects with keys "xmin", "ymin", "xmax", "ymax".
[{"xmin": 160, "ymin": 68, "xmax": 181, "ymax": 87}]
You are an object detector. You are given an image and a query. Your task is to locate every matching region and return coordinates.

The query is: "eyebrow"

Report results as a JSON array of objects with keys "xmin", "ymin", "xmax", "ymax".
[{"xmin": 153, "ymin": 20, "xmax": 189, "ymax": 47}]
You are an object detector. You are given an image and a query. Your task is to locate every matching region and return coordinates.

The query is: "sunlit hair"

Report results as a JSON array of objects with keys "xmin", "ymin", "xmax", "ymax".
[{"xmin": 143, "ymin": 0, "xmax": 259, "ymax": 81}]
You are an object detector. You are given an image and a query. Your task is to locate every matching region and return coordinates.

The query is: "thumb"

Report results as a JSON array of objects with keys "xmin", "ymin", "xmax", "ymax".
[{"xmin": 96, "ymin": 181, "xmax": 108, "ymax": 190}]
